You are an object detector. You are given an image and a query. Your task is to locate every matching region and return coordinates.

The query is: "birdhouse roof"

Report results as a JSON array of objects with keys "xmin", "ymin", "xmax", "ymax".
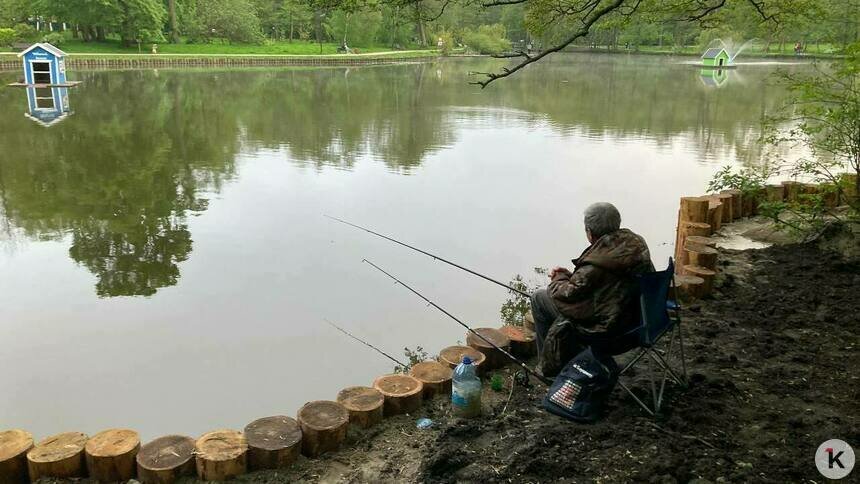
[
  {"xmin": 17, "ymin": 43, "xmax": 67, "ymax": 59},
  {"xmin": 701, "ymin": 48, "xmax": 728, "ymax": 59}
]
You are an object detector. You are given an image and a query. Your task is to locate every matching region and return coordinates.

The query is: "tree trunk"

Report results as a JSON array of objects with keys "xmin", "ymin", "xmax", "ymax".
[
  {"xmin": 194, "ymin": 431, "xmax": 247, "ymax": 481},
  {"xmin": 0, "ymin": 429, "xmax": 33, "ymax": 484},
  {"xmin": 168, "ymin": 0, "xmax": 179, "ymax": 43},
  {"xmin": 414, "ymin": 3, "xmax": 426, "ymax": 46},
  {"xmin": 296, "ymin": 401, "xmax": 349, "ymax": 458},
  {"xmin": 466, "ymin": 328, "xmax": 511, "ymax": 370},
  {"xmin": 289, "ymin": 12, "xmax": 294, "ymax": 42},
  {"xmin": 409, "ymin": 361, "xmax": 453, "ymax": 398},
  {"xmin": 27, "ymin": 432, "xmax": 88, "ymax": 480},
  {"xmin": 373, "ymin": 375, "xmax": 424, "ymax": 416},
  {"xmin": 336, "ymin": 387, "xmax": 385, "ymax": 428},
  {"xmin": 315, "ymin": 10, "xmax": 323, "ymax": 54},
  {"xmin": 96, "ymin": 26, "xmax": 106, "ymax": 42},
  {"xmin": 85, "ymin": 429, "xmax": 140, "ymax": 482},
  {"xmin": 244, "ymin": 416, "xmax": 302, "ymax": 471},
  {"xmin": 136, "ymin": 435, "xmax": 196, "ymax": 484}
]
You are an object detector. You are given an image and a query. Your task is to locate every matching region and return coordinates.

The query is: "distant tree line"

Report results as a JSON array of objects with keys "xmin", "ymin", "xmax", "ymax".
[{"xmin": 0, "ymin": 0, "xmax": 857, "ymax": 57}]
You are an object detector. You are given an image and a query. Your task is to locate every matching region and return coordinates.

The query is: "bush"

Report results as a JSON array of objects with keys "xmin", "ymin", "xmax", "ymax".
[
  {"xmin": 0, "ymin": 28, "xmax": 14, "ymax": 47},
  {"xmin": 463, "ymin": 24, "xmax": 510, "ymax": 55},
  {"xmin": 41, "ymin": 32, "xmax": 64, "ymax": 46},
  {"xmin": 435, "ymin": 30, "xmax": 455, "ymax": 55},
  {"xmin": 13, "ymin": 23, "xmax": 36, "ymax": 41}
]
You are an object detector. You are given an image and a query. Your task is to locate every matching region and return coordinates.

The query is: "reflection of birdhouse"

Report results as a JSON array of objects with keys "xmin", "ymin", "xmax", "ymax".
[
  {"xmin": 25, "ymin": 86, "xmax": 73, "ymax": 127},
  {"xmin": 699, "ymin": 68, "xmax": 729, "ymax": 88},
  {"xmin": 701, "ymin": 48, "xmax": 731, "ymax": 68},
  {"xmin": 18, "ymin": 43, "xmax": 68, "ymax": 86}
]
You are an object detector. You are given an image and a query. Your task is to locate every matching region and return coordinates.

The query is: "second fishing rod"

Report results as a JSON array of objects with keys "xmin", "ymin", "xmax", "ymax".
[{"xmin": 363, "ymin": 258, "xmax": 551, "ymax": 385}]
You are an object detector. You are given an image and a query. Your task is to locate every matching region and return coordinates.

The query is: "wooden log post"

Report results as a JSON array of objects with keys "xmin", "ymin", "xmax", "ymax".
[
  {"xmin": 336, "ymin": 387, "xmax": 384, "ymax": 429},
  {"xmin": 675, "ymin": 222, "xmax": 711, "ymax": 272},
  {"xmin": 712, "ymin": 193, "xmax": 734, "ymax": 223},
  {"xmin": 783, "ymin": 181, "xmax": 803, "ymax": 202},
  {"xmin": 765, "ymin": 184, "xmax": 785, "ymax": 202},
  {"xmin": 85, "ymin": 428, "xmax": 140, "ymax": 482},
  {"xmin": 685, "ymin": 235, "xmax": 716, "ymax": 248},
  {"xmin": 742, "ymin": 191, "xmax": 754, "ymax": 217},
  {"xmin": 674, "ymin": 196, "xmax": 712, "ymax": 273},
  {"xmin": 243, "ymin": 416, "xmax": 302, "ymax": 471},
  {"xmin": 372, "ymin": 374, "xmax": 424, "ymax": 416},
  {"xmin": 438, "ymin": 346, "xmax": 486, "ymax": 374},
  {"xmin": 673, "ymin": 275, "xmax": 706, "ymax": 300},
  {"xmin": 683, "ymin": 265, "xmax": 716, "ymax": 296},
  {"xmin": 685, "ymin": 241, "xmax": 718, "ymax": 271},
  {"xmin": 722, "ymin": 190, "xmax": 743, "ymax": 220},
  {"xmin": 296, "ymin": 401, "xmax": 349, "ymax": 458},
  {"xmin": 498, "ymin": 325, "xmax": 537, "ymax": 357},
  {"xmin": 466, "ymin": 328, "xmax": 511, "ymax": 370},
  {"xmin": 409, "ymin": 361, "xmax": 453, "ymax": 399},
  {"xmin": 194, "ymin": 430, "xmax": 247, "ymax": 481},
  {"xmin": 26, "ymin": 432, "xmax": 88, "ymax": 480},
  {"xmin": 0, "ymin": 429, "xmax": 33, "ymax": 484},
  {"xmin": 136, "ymin": 435, "xmax": 196, "ymax": 484},
  {"xmin": 707, "ymin": 200, "xmax": 723, "ymax": 233},
  {"xmin": 523, "ymin": 310, "xmax": 535, "ymax": 332}
]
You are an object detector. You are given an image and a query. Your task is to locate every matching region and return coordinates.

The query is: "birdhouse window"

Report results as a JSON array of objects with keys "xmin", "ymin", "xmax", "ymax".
[
  {"xmin": 34, "ymin": 87, "xmax": 55, "ymax": 109},
  {"xmin": 32, "ymin": 61, "xmax": 52, "ymax": 84}
]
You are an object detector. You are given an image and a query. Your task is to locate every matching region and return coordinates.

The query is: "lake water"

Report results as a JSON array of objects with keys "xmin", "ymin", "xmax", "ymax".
[{"xmin": 0, "ymin": 54, "xmax": 808, "ymax": 440}]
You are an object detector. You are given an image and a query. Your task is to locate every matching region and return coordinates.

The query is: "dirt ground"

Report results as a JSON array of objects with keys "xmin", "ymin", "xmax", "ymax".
[{"xmin": 38, "ymin": 223, "xmax": 859, "ymax": 483}]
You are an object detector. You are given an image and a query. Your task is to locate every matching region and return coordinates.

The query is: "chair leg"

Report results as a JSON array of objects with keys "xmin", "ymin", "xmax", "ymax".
[
  {"xmin": 676, "ymin": 320, "xmax": 688, "ymax": 384},
  {"xmin": 617, "ymin": 379, "xmax": 655, "ymax": 416}
]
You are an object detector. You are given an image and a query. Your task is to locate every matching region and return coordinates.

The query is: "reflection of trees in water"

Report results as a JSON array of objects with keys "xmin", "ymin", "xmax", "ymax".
[
  {"xmin": 0, "ymin": 57, "xmax": 801, "ymax": 296},
  {"xmin": 0, "ymin": 71, "xmax": 238, "ymax": 297}
]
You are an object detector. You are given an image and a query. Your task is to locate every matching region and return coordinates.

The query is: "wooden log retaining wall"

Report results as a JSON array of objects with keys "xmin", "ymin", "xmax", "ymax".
[
  {"xmin": 0, "ymin": 323, "xmax": 535, "ymax": 483},
  {"xmin": 673, "ymin": 176, "xmax": 857, "ymax": 300},
  {"xmin": 0, "ymin": 54, "xmax": 437, "ymax": 72}
]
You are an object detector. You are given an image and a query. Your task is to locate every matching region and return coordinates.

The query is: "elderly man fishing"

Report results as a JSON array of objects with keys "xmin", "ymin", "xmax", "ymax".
[{"xmin": 530, "ymin": 202, "xmax": 654, "ymax": 377}]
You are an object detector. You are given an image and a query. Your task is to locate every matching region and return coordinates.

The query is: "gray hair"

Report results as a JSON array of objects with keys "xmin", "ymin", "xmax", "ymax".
[{"xmin": 584, "ymin": 202, "xmax": 621, "ymax": 238}]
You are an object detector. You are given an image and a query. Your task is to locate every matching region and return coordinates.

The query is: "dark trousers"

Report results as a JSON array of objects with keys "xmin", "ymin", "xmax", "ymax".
[{"xmin": 530, "ymin": 288, "xmax": 563, "ymax": 357}]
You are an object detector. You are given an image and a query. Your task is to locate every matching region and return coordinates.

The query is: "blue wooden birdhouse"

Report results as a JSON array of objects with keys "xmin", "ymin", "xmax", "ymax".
[{"xmin": 18, "ymin": 43, "xmax": 68, "ymax": 86}]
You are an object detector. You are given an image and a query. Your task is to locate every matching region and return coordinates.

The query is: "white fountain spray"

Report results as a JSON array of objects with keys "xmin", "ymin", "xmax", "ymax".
[{"xmin": 708, "ymin": 38, "xmax": 761, "ymax": 65}]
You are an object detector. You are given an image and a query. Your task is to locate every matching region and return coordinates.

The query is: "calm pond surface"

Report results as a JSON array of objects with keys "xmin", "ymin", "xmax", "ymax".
[{"xmin": 0, "ymin": 54, "xmax": 808, "ymax": 439}]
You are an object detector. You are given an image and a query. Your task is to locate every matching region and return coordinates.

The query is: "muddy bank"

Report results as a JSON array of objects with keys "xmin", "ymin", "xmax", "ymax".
[{"xmin": 35, "ymin": 225, "xmax": 858, "ymax": 483}]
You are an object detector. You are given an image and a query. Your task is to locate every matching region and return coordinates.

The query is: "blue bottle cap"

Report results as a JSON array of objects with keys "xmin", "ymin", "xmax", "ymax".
[{"xmin": 462, "ymin": 356, "xmax": 472, "ymax": 365}]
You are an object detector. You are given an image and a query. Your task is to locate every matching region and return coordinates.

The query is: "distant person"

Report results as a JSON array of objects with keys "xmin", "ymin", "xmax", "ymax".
[
  {"xmin": 794, "ymin": 42, "xmax": 803, "ymax": 55},
  {"xmin": 530, "ymin": 202, "xmax": 654, "ymax": 376}
]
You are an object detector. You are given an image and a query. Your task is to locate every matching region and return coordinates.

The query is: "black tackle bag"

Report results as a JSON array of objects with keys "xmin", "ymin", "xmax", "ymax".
[{"xmin": 542, "ymin": 347, "xmax": 618, "ymax": 423}]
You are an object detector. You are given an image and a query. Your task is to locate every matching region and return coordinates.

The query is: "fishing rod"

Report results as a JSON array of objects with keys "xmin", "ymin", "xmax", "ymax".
[
  {"xmin": 324, "ymin": 215, "xmax": 531, "ymax": 298},
  {"xmin": 324, "ymin": 318, "xmax": 407, "ymax": 368},
  {"xmin": 362, "ymin": 258, "xmax": 551, "ymax": 385}
]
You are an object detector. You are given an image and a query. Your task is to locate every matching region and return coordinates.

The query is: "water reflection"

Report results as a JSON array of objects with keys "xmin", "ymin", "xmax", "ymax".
[
  {"xmin": 0, "ymin": 56, "xmax": 807, "ymax": 297},
  {"xmin": 699, "ymin": 68, "xmax": 730, "ymax": 87},
  {"xmin": 25, "ymin": 86, "xmax": 72, "ymax": 126}
]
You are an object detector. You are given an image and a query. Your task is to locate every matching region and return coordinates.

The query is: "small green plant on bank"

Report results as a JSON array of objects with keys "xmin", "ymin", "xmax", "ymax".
[
  {"xmin": 0, "ymin": 28, "xmax": 13, "ymax": 47},
  {"xmin": 708, "ymin": 165, "xmax": 773, "ymax": 197},
  {"xmin": 500, "ymin": 267, "xmax": 547, "ymax": 326},
  {"xmin": 394, "ymin": 346, "xmax": 431, "ymax": 373}
]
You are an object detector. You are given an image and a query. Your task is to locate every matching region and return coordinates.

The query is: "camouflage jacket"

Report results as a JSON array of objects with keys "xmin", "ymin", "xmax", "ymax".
[{"xmin": 548, "ymin": 228, "xmax": 653, "ymax": 336}]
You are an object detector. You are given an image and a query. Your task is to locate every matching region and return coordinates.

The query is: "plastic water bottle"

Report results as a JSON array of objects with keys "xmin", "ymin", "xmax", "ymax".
[{"xmin": 451, "ymin": 356, "xmax": 481, "ymax": 417}]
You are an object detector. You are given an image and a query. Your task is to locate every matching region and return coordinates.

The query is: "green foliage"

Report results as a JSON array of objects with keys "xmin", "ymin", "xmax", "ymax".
[
  {"xmin": 435, "ymin": 29, "xmax": 454, "ymax": 54},
  {"xmin": 708, "ymin": 165, "xmax": 773, "ymax": 196},
  {"xmin": 324, "ymin": 10, "xmax": 382, "ymax": 47},
  {"xmin": 500, "ymin": 267, "xmax": 546, "ymax": 326},
  {"xmin": 766, "ymin": 41, "xmax": 860, "ymax": 211},
  {"xmin": 12, "ymin": 22, "xmax": 34, "ymax": 40},
  {"xmin": 41, "ymin": 31, "xmax": 64, "ymax": 46},
  {"xmin": 463, "ymin": 23, "xmax": 509, "ymax": 55},
  {"xmin": 0, "ymin": 27, "xmax": 13, "ymax": 45},
  {"xmin": 187, "ymin": 0, "xmax": 263, "ymax": 43},
  {"xmin": 117, "ymin": 0, "xmax": 166, "ymax": 43},
  {"xmin": 393, "ymin": 346, "xmax": 431, "ymax": 373}
]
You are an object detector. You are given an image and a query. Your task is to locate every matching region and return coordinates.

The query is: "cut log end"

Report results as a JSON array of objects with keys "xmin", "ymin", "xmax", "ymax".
[
  {"xmin": 409, "ymin": 361, "xmax": 453, "ymax": 398},
  {"xmin": 136, "ymin": 435, "xmax": 196, "ymax": 484},
  {"xmin": 685, "ymin": 235, "xmax": 716, "ymax": 248},
  {"xmin": 194, "ymin": 430, "xmax": 247, "ymax": 481},
  {"xmin": 372, "ymin": 374, "xmax": 424, "ymax": 416},
  {"xmin": 0, "ymin": 429, "xmax": 33, "ymax": 484},
  {"xmin": 683, "ymin": 265, "xmax": 716, "ymax": 296},
  {"xmin": 337, "ymin": 386, "xmax": 385, "ymax": 428},
  {"xmin": 466, "ymin": 327, "xmax": 511, "ymax": 370},
  {"xmin": 498, "ymin": 325, "xmax": 536, "ymax": 357},
  {"xmin": 297, "ymin": 401, "xmax": 349, "ymax": 458},
  {"xmin": 685, "ymin": 241, "xmax": 719, "ymax": 270},
  {"xmin": 244, "ymin": 416, "xmax": 302, "ymax": 471},
  {"xmin": 26, "ymin": 431, "xmax": 88, "ymax": 480},
  {"xmin": 85, "ymin": 428, "xmax": 140, "ymax": 482},
  {"xmin": 674, "ymin": 274, "xmax": 705, "ymax": 300},
  {"xmin": 438, "ymin": 346, "xmax": 486, "ymax": 372}
]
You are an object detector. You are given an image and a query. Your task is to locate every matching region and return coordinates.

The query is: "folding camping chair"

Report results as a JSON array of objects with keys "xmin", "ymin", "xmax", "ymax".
[{"xmin": 595, "ymin": 258, "xmax": 688, "ymax": 415}]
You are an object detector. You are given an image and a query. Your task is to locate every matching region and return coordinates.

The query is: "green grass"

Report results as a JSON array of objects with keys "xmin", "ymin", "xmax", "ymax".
[{"xmin": 0, "ymin": 38, "xmax": 420, "ymax": 56}]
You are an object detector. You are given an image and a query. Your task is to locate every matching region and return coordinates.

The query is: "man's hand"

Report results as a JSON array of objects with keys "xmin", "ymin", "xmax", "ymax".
[{"xmin": 549, "ymin": 266, "xmax": 571, "ymax": 279}]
